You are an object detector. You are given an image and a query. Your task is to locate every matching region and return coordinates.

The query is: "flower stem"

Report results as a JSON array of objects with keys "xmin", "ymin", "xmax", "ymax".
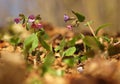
[{"xmin": 87, "ymin": 22, "xmax": 96, "ymax": 38}]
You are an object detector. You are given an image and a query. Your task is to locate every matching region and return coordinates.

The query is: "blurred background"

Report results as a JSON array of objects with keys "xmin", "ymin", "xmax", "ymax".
[{"xmin": 0, "ymin": 0, "xmax": 120, "ymax": 32}]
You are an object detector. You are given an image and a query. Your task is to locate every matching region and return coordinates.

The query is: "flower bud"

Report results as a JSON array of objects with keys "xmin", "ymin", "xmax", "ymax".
[
  {"xmin": 14, "ymin": 18, "xmax": 21, "ymax": 24},
  {"xmin": 28, "ymin": 15, "xmax": 35, "ymax": 23}
]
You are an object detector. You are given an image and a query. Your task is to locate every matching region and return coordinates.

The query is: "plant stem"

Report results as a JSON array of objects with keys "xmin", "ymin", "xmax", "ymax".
[
  {"xmin": 87, "ymin": 22, "xmax": 96, "ymax": 38},
  {"xmin": 83, "ymin": 43, "xmax": 86, "ymax": 53}
]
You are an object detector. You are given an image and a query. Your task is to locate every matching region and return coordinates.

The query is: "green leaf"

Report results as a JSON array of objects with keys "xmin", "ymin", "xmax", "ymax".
[
  {"xmin": 72, "ymin": 10, "xmax": 85, "ymax": 22},
  {"xmin": 79, "ymin": 33, "xmax": 85, "ymax": 39},
  {"xmin": 24, "ymin": 33, "xmax": 38, "ymax": 53},
  {"xmin": 10, "ymin": 37, "xmax": 20, "ymax": 46},
  {"xmin": 43, "ymin": 52, "xmax": 54, "ymax": 67},
  {"xmin": 39, "ymin": 37, "xmax": 50, "ymax": 51},
  {"xmin": 67, "ymin": 36, "xmax": 80, "ymax": 47},
  {"xmin": 55, "ymin": 70, "xmax": 64, "ymax": 77},
  {"xmin": 67, "ymin": 38, "xmax": 76, "ymax": 47},
  {"xmin": 38, "ymin": 29, "xmax": 49, "ymax": 40},
  {"xmin": 102, "ymin": 36, "xmax": 111, "ymax": 43},
  {"xmin": 80, "ymin": 55, "xmax": 87, "ymax": 62},
  {"xmin": 36, "ymin": 29, "xmax": 50, "ymax": 51},
  {"xmin": 63, "ymin": 57, "xmax": 75, "ymax": 67},
  {"xmin": 63, "ymin": 47, "xmax": 76, "ymax": 56},
  {"xmin": 55, "ymin": 38, "xmax": 66, "ymax": 52},
  {"xmin": 83, "ymin": 36, "xmax": 104, "ymax": 51},
  {"xmin": 83, "ymin": 36, "xmax": 98, "ymax": 50},
  {"xmin": 41, "ymin": 52, "xmax": 55, "ymax": 76},
  {"xmin": 95, "ymin": 23, "xmax": 110, "ymax": 35}
]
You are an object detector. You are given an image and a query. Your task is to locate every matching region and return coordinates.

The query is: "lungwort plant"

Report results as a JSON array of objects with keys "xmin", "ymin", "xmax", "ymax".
[
  {"xmin": 14, "ymin": 14, "xmax": 67, "ymax": 76},
  {"xmin": 64, "ymin": 10, "xmax": 116, "ymax": 59},
  {"xmin": 13, "ymin": 11, "xmax": 120, "ymax": 77},
  {"xmin": 14, "ymin": 14, "xmax": 51, "ymax": 60}
]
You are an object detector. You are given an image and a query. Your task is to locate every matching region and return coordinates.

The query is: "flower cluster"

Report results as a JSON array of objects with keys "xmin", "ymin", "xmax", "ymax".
[
  {"xmin": 14, "ymin": 14, "xmax": 43, "ymax": 30},
  {"xmin": 64, "ymin": 14, "xmax": 77, "ymax": 30}
]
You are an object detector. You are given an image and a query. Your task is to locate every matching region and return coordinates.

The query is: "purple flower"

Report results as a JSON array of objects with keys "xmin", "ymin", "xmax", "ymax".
[
  {"xmin": 28, "ymin": 15, "xmax": 35, "ymax": 20},
  {"xmin": 36, "ymin": 23, "xmax": 43, "ymax": 29},
  {"xmin": 67, "ymin": 25, "xmax": 73, "ymax": 30},
  {"xmin": 28, "ymin": 15, "xmax": 35, "ymax": 22},
  {"xmin": 64, "ymin": 14, "xmax": 69, "ymax": 22},
  {"xmin": 14, "ymin": 18, "xmax": 20, "ymax": 24}
]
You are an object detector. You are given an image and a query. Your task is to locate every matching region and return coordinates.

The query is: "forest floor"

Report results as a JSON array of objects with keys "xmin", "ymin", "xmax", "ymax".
[{"xmin": 0, "ymin": 23, "xmax": 120, "ymax": 84}]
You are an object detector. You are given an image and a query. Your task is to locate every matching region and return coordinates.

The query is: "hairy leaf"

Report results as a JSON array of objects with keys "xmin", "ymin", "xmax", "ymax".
[
  {"xmin": 83, "ymin": 36, "xmax": 104, "ymax": 51},
  {"xmin": 72, "ymin": 10, "xmax": 85, "ymax": 22},
  {"xmin": 24, "ymin": 33, "xmax": 38, "ymax": 53}
]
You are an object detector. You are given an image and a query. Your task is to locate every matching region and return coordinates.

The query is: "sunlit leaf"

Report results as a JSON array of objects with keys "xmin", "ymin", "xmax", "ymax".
[
  {"xmin": 63, "ymin": 56, "xmax": 75, "ymax": 67},
  {"xmin": 55, "ymin": 70, "xmax": 64, "ymax": 77},
  {"xmin": 43, "ymin": 51, "xmax": 54, "ymax": 66},
  {"xmin": 10, "ymin": 37, "xmax": 20, "ymax": 46},
  {"xmin": 24, "ymin": 33, "xmax": 38, "ymax": 53},
  {"xmin": 63, "ymin": 47, "xmax": 76, "ymax": 56}
]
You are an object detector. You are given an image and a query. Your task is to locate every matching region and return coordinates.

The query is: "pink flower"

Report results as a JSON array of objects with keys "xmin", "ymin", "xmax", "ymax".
[
  {"xmin": 67, "ymin": 25, "xmax": 73, "ymax": 30},
  {"xmin": 28, "ymin": 15, "xmax": 35, "ymax": 19},
  {"xmin": 14, "ymin": 18, "xmax": 20, "ymax": 24},
  {"xmin": 31, "ymin": 23, "xmax": 43, "ymax": 29},
  {"xmin": 36, "ymin": 23, "xmax": 43, "ymax": 29},
  {"xmin": 28, "ymin": 15, "xmax": 35, "ymax": 23}
]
